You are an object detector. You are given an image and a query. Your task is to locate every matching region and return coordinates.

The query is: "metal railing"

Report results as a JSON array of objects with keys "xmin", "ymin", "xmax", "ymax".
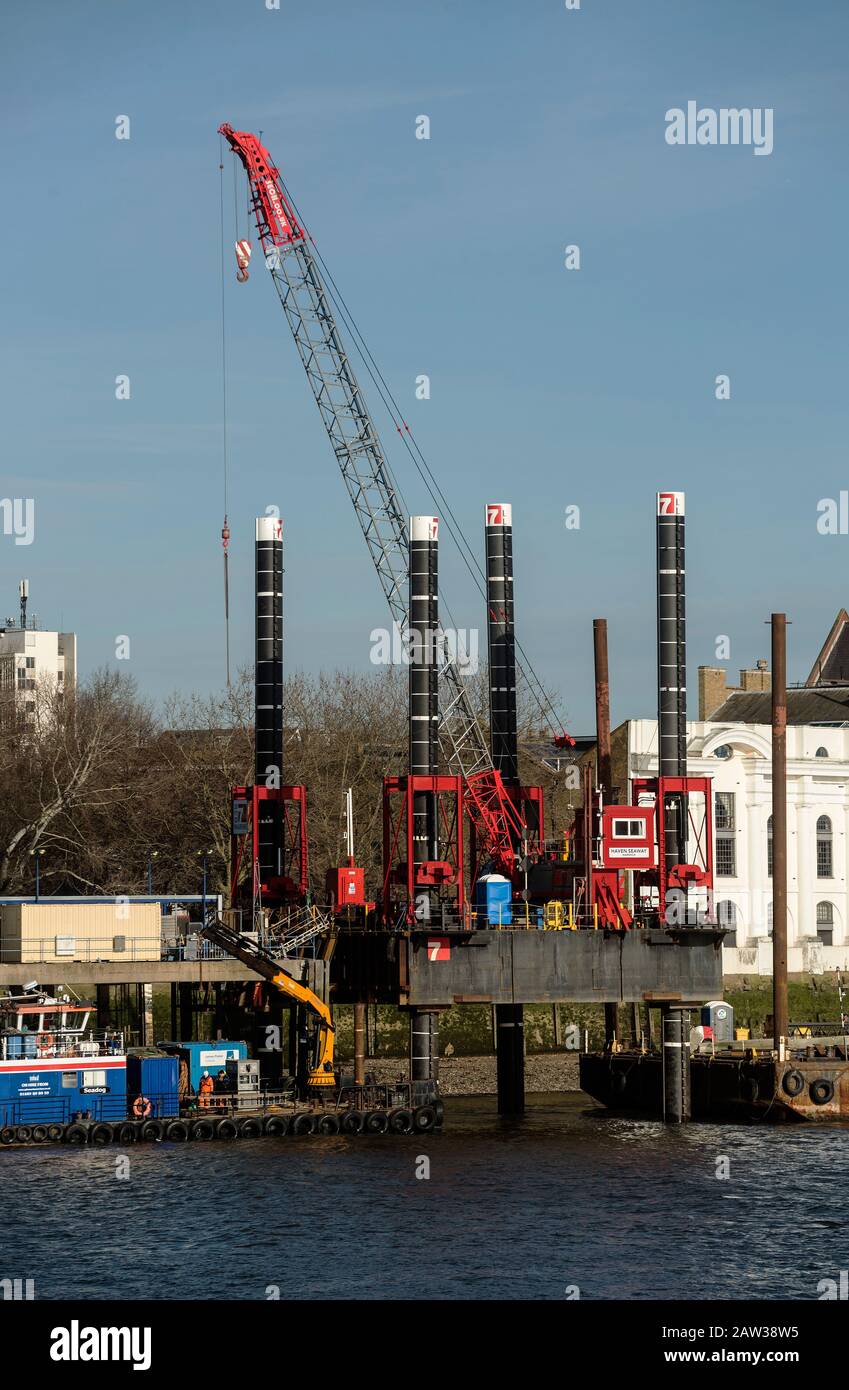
[
  {"xmin": 266, "ymin": 905, "xmax": 334, "ymax": 956},
  {"xmin": 0, "ymin": 1029, "xmax": 124, "ymax": 1061},
  {"xmin": 0, "ymin": 936, "xmax": 229, "ymax": 965},
  {"xmin": 0, "ymin": 1076, "xmax": 441, "ymax": 1131}
]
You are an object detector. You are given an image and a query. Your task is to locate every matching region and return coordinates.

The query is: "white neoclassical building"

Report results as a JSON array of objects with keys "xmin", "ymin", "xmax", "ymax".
[{"xmin": 624, "ymin": 707, "xmax": 849, "ymax": 977}]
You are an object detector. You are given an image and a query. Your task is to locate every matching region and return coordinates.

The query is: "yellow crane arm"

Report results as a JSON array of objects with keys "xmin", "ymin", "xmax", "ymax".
[
  {"xmin": 269, "ymin": 969, "xmax": 335, "ymax": 1081},
  {"xmin": 200, "ymin": 919, "xmax": 335, "ymax": 1086}
]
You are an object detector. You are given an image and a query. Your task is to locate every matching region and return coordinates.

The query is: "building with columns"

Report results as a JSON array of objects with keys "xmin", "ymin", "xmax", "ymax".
[
  {"xmin": 615, "ymin": 613, "xmax": 849, "ymax": 979},
  {"xmin": 624, "ymin": 710, "xmax": 849, "ymax": 977}
]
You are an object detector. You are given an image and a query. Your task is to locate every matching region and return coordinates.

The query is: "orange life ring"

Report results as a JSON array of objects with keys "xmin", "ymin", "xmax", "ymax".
[
  {"xmin": 37, "ymin": 1034, "xmax": 55, "ymax": 1054},
  {"xmin": 132, "ymin": 1096, "xmax": 152, "ymax": 1119}
]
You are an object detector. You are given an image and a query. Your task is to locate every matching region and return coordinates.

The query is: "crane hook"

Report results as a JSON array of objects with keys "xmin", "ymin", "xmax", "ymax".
[{"xmin": 235, "ymin": 239, "xmax": 252, "ymax": 283}]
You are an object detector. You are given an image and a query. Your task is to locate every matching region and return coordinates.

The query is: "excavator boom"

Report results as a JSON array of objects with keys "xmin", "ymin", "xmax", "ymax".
[{"xmin": 201, "ymin": 918, "xmax": 335, "ymax": 1087}]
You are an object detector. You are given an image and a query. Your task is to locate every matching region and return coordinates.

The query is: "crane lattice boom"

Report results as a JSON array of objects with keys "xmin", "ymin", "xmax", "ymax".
[{"xmin": 219, "ymin": 123, "xmax": 525, "ymax": 865}]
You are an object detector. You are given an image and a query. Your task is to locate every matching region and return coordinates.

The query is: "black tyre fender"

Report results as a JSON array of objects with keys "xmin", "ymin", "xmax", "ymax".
[
  {"xmin": 781, "ymin": 1068, "xmax": 805, "ymax": 1098},
  {"xmin": 141, "ymin": 1119, "xmax": 165, "ymax": 1142},
  {"xmin": 46, "ymin": 1124, "xmax": 64, "ymax": 1142},
  {"xmin": 316, "ymin": 1113, "xmax": 340, "ymax": 1135},
  {"xmin": 611, "ymin": 1071, "xmax": 628, "ymax": 1098},
  {"xmin": 292, "ymin": 1113, "xmax": 315, "ymax": 1136},
  {"xmin": 30, "ymin": 1125, "xmax": 49, "ymax": 1144},
  {"xmin": 190, "ymin": 1118, "xmax": 214, "ymax": 1141},
  {"xmin": 64, "ymin": 1123, "xmax": 88, "ymax": 1145},
  {"xmin": 14, "ymin": 1125, "xmax": 32, "ymax": 1144},
  {"xmin": 0, "ymin": 1126, "xmax": 16, "ymax": 1145},
  {"xmin": 239, "ymin": 1117, "xmax": 263, "ymax": 1139},
  {"xmin": 263, "ymin": 1115, "xmax": 289, "ymax": 1137},
  {"xmin": 90, "ymin": 1123, "xmax": 113, "ymax": 1146},
  {"xmin": 341, "ymin": 1110, "xmax": 364, "ymax": 1135},
  {"xmin": 809, "ymin": 1077, "xmax": 835, "ymax": 1106},
  {"xmin": 365, "ymin": 1110, "xmax": 389, "ymax": 1134},
  {"xmin": 741, "ymin": 1076, "xmax": 760, "ymax": 1105},
  {"xmin": 117, "ymin": 1122, "xmax": 138, "ymax": 1145},
  {"xmin": 432, "ymin": 1098, "xmax": 445, "ymax": 1127},
  {"xmin": 412, "ymin": 1105, "xmax": 436, "ymax": 1133},
  {"xmin": 215, "ymin": 1118, "xmax": 238, "ymax": 1140},
  {"xmin": 389, "ymin": 1108, "xmax": 413, "ymax": 1134},
  {"xmin": 165, "ymin": 1120, "xmax": 189, "ymax": 1142}
]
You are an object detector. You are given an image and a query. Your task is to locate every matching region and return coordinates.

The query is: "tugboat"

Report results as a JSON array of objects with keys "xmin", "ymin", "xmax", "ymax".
[{"xmin": 0, "ymin": 985, "xmax": 126, "ymax": 1141}]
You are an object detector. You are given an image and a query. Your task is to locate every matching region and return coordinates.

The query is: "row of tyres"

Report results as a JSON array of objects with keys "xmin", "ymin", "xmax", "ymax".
[
  {"xmin": 98, "ymin": 1102, "xmax": 443, "ymax": 1141},
  {"xmin": 0, "ymin": 1102, "xmax": 442, "ymax": 1147}
]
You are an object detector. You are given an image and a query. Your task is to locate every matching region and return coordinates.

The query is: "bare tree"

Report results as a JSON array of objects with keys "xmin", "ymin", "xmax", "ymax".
[{"xmin": 0, "ymin": 670, "xmax": 155, "ymax": 894}]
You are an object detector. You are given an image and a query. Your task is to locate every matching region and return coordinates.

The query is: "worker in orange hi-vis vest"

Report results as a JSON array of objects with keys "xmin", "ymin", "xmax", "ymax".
[{"xmin": 198, "ymin": 1071, "xmax": 215, "ymax": 1109}]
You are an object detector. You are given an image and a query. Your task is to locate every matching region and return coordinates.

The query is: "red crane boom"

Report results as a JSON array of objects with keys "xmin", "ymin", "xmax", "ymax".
[{"xmin": 219, "ymin": 123, "xmax": 526, "ymax": 869}]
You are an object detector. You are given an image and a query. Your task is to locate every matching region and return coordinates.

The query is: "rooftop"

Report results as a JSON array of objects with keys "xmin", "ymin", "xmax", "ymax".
[{"xmin": 710, "ymin": 686, "xmax": 849, "ymax": 726}]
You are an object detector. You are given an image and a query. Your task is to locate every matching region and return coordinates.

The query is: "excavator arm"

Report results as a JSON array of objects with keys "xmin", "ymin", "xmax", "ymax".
[{"xmin": 201, "ymin": 919, "xmax": 335, "ymax": 1088}]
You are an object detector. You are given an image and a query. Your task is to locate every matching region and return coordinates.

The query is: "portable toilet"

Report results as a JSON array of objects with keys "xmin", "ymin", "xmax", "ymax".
[
  {"xmin": 474, "ymin": 874, "xmax": 512, "ymax": 927},
  {"xmin": 701, "ymin": 1001, "xmax": 734, "ymax": 1043}
]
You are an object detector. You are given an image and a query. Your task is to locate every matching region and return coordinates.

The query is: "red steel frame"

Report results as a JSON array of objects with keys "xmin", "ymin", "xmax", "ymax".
[
  {"xmin": 468, "ymin": 784, "xmax": 545, "ymax": 887},
  {"xmin": 230, "ymin": 784, "xmax": 308, "ymax": 908},
  {"xmin": 630, "ymin": 774, "xmax": 714, "ymax": 910},
  {"xmin": 382, "ymin": 775, "xmax": 465, "ymax": 926}
]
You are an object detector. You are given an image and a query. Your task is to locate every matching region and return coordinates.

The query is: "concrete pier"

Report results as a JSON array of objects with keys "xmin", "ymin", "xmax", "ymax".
[{"xmin": 495, "ymin": 1004, "xmax": 525, "ymax": 1114}]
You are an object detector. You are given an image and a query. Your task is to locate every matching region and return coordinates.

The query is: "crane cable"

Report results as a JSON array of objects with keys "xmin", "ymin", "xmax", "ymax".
[
  {"xmin": 274, "ymin": 173, "xmax": 569, "ymax": 744},
  {"xmin": 224, "ymin": 149, "xmax": 568, "ymax": 742},
  {"xmin": 219, "ymin": 137, "xmax": 231, "ymax": 687}
]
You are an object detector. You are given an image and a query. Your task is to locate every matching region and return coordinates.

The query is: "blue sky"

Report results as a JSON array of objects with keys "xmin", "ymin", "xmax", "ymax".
[{"xmin": 1, "ymin": 0, "xmax": 847, "ymax": 730}]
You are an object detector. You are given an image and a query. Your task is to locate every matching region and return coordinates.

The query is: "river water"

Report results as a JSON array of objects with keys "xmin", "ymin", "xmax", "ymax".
[{"xmin": 5, "ymin": 1094, "xmax": 847, "ymax": 1300}]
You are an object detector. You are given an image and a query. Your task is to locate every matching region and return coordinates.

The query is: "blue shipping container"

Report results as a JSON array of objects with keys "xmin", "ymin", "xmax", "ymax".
[
  {"xmin": 126, "ymin": 1054, "xmax": 180, "ymax": 1119},
  {"xmin": 158, "ymin": 1040, "xmax": 247, "ymax": 1095}
]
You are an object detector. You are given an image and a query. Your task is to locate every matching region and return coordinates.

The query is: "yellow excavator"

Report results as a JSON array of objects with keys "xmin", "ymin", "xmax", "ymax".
[{"xmin": 200, "ymin": 918, "xmax": 335, "ymax": 1090}]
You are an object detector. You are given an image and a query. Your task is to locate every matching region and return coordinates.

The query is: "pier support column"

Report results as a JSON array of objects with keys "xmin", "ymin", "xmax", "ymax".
[
  {"xmin": 604, "ymin": 1003, "xmax": 619, "ymax": 1049},
  {"xmin": 409, "ymin": 1010, "xmax": 439, "ymax": 1088},
  {"xmin": 178, "ymin": 984, "xmax": 193, "ymax": 1042},
  {"xmin": 662, "ymin": 1006, "xmax": 691, "ymax": 1123},
  {"xmin": 353, "ymin": 1003, "xmax": 366, "ymax": 1086},
  {"xmin": 287, "ymin": 1005, "xmax": 298, "ymax": 1084},
  {"xmin": 96, "ymin": 985, "xmax": 112, "ymax": 1031},
  {"xmin": 136, "ymin": 984, "xmax": 154, "ymax": 1046},
  {"xmin": 771, "ymin": 613, "xmax": 790, "ymax": 1054},
  {"xmin": 259, "ymin": 992, "xmax": 284, "ymax": 1086},
  {"xmin": 495, "ymin": 1003, "xmax": 525, "ymax": 1114},
  {"xmin": 296, "ymin": 1006, "xmax": 310, "ymax": 1097}
]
